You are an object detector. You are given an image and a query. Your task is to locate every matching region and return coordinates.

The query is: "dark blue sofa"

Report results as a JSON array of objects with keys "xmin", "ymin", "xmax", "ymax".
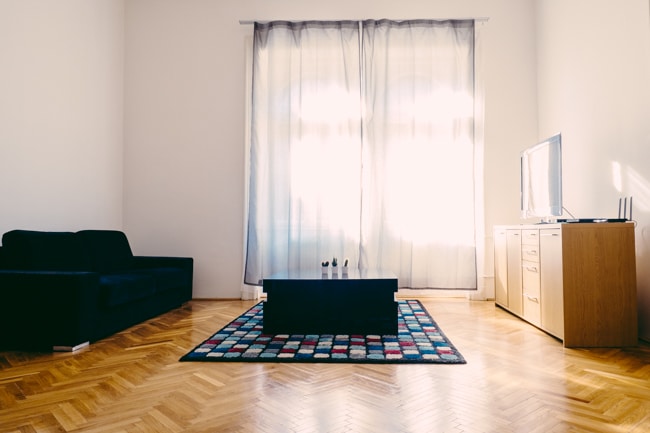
[{"xmin": 0, "ymin": 230, "xmax": 193, "ymax": 351}]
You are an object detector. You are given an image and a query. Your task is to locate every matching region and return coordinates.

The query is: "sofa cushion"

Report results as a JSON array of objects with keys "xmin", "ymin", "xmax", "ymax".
[
  {"xmin": 99, "ymin": 272, "xmax": 156, "ymax": 308},
  {"xmin": 1, "ymin": 230, "xmax": 88, "ymax": 271},
  {"xmin": 78, "ymin": 230, "xmax": 134, "ymax": 273}
]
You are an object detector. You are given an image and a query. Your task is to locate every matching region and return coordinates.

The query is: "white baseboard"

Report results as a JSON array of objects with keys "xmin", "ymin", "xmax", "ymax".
[
  {"xmin": 241, "ymin": 284, "xmax": 262, "ymax": 300},
  {"xmin": 53, "ymin": 341, "xmax": 89, "ymax": 352}
]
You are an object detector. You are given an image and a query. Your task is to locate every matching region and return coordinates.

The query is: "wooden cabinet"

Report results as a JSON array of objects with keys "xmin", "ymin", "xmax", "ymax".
[
  {"xmin": 506, "ymin": 230, "xmax": 522, "ymax": 316},
  {"xmin": 494, "ymin": 228, "xmax": 522, "ymax": 315},
  {"xmin": 493, "ymin": 223, "xmax": 637, "ymax": 347},
  {"xmin": 539, "ymin": 229, "xmax": 564, "ymax": 339},
  {"xmin": 494, "ymin": 228, "xmax": 508, "ymax": 308}
]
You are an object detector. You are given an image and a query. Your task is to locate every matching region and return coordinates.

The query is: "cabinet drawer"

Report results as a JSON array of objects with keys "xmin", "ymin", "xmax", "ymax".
[
  {"xmin": 522, "ymin": 259, "xmax": 541, "ymax": 325},
  {"xmin": 522, "ymin": 291, "xmax": 541, "ymax": 326},
  {"xmin": 521, "ymin": 244, "xmax": 540, "ymax": 262},
  {"xmin": 522, "ymin": 229, "xmax": 539, "ymax": 245},
  {"xmin": 522, "ymin": 261, "xmax": 540, "ymax": 297}
]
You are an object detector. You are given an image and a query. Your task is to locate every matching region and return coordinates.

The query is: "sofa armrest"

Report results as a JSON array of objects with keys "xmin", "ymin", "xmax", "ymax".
[
  {"xmin": 0, "ymin": 270, "xmax": 100, "ymax": 350},
  {"xmin": 131, "ymin": 256, "xmax": 193, "ymax": 300},
  {"xmin": 131, "ymin": 256, "xmax": 193, "ymax": 271}
]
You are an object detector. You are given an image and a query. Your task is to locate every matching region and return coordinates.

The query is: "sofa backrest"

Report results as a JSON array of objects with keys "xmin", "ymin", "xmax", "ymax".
[
  {"xmin": 1, "ymin": 229, "xmax": 135, "ymax": 272},
  {"xmin": 1, "ymin": 230, "xmax": 88, "ymax": 271},
  {"xmin": 77, "ymin": 230, "xmax": 134, "ymax": 273}
]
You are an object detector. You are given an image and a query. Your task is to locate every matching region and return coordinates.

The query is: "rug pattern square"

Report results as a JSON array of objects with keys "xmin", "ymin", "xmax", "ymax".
[{"xmin": 180, "ymin": 299, "xmax": 465, "ymax": 364}]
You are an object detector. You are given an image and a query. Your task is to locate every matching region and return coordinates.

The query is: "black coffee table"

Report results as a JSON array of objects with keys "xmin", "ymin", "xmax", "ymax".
[{"xmin": 262, "ymin": 269, "xmax": 398, "ymax": 335}]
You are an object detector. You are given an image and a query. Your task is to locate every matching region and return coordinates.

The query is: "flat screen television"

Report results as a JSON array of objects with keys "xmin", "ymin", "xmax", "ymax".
[{"xmin": 520, "ymin": 133, "xmax": 562, "ymax": 221}]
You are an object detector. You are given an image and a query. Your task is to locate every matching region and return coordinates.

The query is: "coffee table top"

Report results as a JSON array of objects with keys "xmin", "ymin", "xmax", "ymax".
[{"xmin": 264, "ymin": 269, "xmax": 396, "ymax": 281}]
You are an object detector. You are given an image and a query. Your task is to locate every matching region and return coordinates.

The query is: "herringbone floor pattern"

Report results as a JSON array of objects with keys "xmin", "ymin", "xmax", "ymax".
[{"xmin": 1, "ymin": 297, "xmax": 650, "ymax": 433}]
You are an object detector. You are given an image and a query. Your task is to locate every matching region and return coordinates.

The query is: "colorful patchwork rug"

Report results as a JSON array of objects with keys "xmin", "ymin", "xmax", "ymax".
[{"xmin": 180, "ymin": 299, "xmax": 465, "ymax": 364}]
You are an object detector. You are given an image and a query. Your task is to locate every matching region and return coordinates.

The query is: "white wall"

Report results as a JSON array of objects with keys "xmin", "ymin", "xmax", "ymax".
[
  {"xmin": 535, "ymin": 0, "xmax": 650, "ymax": 340},
  {"xmin": 123, "ymin": 0, "xmax": 538, "ymax": 298},
  {"xmin": 123, "ymin": 1, "xmax": 243, "ymax": 299},
  {"xmin": 0, "ymin": 0, "xmax": 124, "ymax": 233}
]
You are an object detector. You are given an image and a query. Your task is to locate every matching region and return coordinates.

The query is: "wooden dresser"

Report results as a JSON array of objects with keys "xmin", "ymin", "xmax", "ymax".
[{"xmin": 494, "ymin": 222, "xmax": 637, "ymax": 347}]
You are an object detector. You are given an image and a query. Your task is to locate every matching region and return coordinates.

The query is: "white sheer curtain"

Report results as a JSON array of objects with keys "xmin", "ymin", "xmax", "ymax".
[
  {"xmin": 245, "ymin": 20, "xmax": 481, "ymax": 290},
  {"xmin": 245, "ymin": 21, "xmax": 363, "ymax": 285},
  {"xmin": 359, "ymin": 20, "xmax": 478, "ymax": 289}
]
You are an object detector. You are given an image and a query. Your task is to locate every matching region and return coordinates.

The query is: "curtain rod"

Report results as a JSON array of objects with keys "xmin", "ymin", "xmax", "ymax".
[{"xmin": 239, "ymin": 18, "xmax": 489, "ymax": 25}]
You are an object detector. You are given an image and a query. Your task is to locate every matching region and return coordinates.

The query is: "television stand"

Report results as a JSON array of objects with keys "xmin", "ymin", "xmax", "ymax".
[{"xmin": 493, "ymin": 222, "xmax": 637, "ymax": 347}]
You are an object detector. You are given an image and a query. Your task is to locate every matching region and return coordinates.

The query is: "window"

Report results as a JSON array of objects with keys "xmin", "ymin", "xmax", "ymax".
[{"xmin": 245, "ymin": 20, "xmax": 483, "ymax": 290}]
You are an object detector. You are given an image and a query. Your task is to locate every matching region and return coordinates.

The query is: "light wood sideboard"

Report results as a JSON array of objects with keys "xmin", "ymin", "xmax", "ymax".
[{"xmin": 494, "ymin": 222, "xmax": 637, "ymax": 347}]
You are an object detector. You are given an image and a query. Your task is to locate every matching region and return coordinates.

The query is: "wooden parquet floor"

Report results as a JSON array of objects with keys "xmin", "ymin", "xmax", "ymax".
[{"xmin": 2, "ymin": 297, "xmax": 650, "ymax": 433}]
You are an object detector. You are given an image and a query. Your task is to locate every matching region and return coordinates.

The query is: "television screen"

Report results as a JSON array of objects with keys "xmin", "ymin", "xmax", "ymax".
[{"xmin": 520, "ymin": 133, "xmax": 562, "ymax": 220}]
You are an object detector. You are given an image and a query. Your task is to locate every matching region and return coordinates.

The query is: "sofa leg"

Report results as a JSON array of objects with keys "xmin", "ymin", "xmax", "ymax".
[{"xmin": 53, "ymin": 341, "xmax": 90, "ymax": 352}]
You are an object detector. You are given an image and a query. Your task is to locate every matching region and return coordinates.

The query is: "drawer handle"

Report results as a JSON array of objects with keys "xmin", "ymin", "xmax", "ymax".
[
  {"xmin": 540, "ymin": 233, "xmax": 560, "ymax": 237},
  {"xmin": 526, "ymin": 249, "xmax": 538, "ymax": 256},
  {"xmin": 524, "ymin": 266, "xmax": 539, "ymax": 272},
  {"xmin": 524, "ymin": 293, "xmax": 539, "ymax": 303}
]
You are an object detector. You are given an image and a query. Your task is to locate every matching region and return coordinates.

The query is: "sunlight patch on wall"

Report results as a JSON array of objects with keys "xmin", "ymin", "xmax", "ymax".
[{"xmin": 611, "ymin": 161, "xmax": 650, "ymax": 213}]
